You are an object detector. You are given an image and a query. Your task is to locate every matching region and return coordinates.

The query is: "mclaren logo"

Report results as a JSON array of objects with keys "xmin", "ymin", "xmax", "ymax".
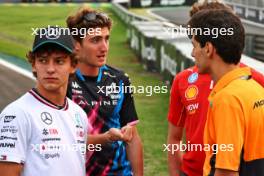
[{"xmin": 253, "ymin": 99, "xmax": 264, "ymax": 109}]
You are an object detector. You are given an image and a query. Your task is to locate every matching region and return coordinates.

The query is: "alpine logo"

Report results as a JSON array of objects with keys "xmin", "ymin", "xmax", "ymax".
[{"xmin": 253, "ymin": 99, "xmax": 264, "ymax": 109}]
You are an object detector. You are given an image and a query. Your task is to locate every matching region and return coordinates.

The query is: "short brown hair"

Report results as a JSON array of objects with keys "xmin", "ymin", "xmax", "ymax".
[
  {"xmin": 66, "ymin": 6, "xmax": 112, "ymax": 43},
  {"xmin": 189, "ymin": 0, "xmax": 232, "ymax": 17}
]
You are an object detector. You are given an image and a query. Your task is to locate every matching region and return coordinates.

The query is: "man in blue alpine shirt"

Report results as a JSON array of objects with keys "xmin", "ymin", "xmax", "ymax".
[{"xmin": 66, "ymin": 7, "xmax": 143, "ymax": 176}]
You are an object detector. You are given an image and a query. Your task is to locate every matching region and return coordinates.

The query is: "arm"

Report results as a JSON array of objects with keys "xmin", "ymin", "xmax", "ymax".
[
  {"xmin": 167, "ymin": 122, "xmax": 184, "ymax": 176},
  {"xmin": 87, "ymin": 128, "xmax": 128, "ymax": 145},
  {"xmin": 0, "ymin": 106, "xmax": 29, "ymax": 176},
  {"xmin": 167, "ymin": 74, "xmax": 186, "ymax": 176},
  {"xmin": 126, "ymin": 127, "xmax": 143, "ymax": 176},
  {"xmin": 120, "ymin": 74, "xmax": 143, "ymax": 175},
  {"xmin": 215, "ymin": 169, "xmax": 239, "ymax": 176},
  {"xmin": 0, "ymin": 162, "xmax": 23, "ymax": 176}
]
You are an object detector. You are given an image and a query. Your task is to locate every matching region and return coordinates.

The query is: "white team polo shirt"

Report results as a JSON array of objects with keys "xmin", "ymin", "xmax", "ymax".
[{"xmin": 0, "ymin": 89, "xmax": 88, "ymax": 176}]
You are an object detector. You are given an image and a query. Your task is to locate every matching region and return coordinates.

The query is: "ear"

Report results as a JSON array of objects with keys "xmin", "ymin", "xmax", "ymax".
[
  {"xmin": 205, "ymin": 42, "xmax": 215, "ymax": 58},
  {"xmin": 74, "ymin": 41, "xmax": 81, "ymax": 53},
  {"xmin": 31, "ymin": 61, "xmax": 36, "ymax": 73},
  {"xmin": 70, "ymin": 66, "xmax": 77, "ymax": 74}
]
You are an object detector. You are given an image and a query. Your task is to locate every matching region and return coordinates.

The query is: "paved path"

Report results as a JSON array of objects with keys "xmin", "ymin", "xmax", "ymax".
[{"xmin": 0, "ymin": 63, "xmax": 34, "ymax": 111}]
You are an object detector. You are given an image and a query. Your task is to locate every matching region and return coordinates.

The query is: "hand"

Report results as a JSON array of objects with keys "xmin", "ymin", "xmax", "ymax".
[
  {"xmin": 105, "ymin": 128, "xmax": 124, "ymax": 142},
  {"xmin": 121, "ymin": 125, "xmax": 133, "ymax": 142}
]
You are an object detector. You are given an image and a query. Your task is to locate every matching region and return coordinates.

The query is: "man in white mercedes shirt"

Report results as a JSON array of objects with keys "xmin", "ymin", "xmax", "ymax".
[{"xmin": 0, "ymin": 26, "xmax": 132, "ymax": 176}]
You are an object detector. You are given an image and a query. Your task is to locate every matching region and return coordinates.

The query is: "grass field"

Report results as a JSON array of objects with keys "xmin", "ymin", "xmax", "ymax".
[{"xmin": 0, "ymin": 3, "xmax": 169, "ymax": 175}]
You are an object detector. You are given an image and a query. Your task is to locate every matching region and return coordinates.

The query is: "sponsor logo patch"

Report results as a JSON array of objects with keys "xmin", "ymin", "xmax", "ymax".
[
  {"xmin": 72, "ymin": 81, "xmax": 81, "ymax": 89},
  {"xmin": 42, "ymin": 128, "xmax": 59, "ymax": 136},
  {"xmin": 188, "ymin": 72, "xmax": 198, "ymax": 84},
  {"xmin": 0, "ymin": 155, "xmax": 7, "ymax": 161},
  {"xmin": 253, "ymin": 99, "xmax": 264, "ymax": 109},
  {"xmin": 186, "ymin": 103, "xmax": 199, "ymax": 114},
  {"xmin": 0, "ymin": 142, "xmax": 15, "ymax": 148},
  {"xmin": 185, "ymin": 85, "xmax": 198, "ymax": 100},
  {"xmin": 1, "ymin": 126, "xmax": 18, "ymax": 134},
  {"xmin": 41, "ymin": 112, "xmax": 53, "ymax": 125},
  {"xmin": 4, "ymin": 116, "xmax": 16, "ymax": 123}
]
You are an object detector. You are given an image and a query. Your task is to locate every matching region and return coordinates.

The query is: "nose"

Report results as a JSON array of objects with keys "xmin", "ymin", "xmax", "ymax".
[
  {"xmin": 46, "ymin": 60, "xmax": 56, "ymax": 74},
  {"xmin": 100, "ymin": 39, "xmax": 108, "ymax": 52},
  {"xmin": 191, "ymin": 48, "xmax": 195, "ymax": 58}
]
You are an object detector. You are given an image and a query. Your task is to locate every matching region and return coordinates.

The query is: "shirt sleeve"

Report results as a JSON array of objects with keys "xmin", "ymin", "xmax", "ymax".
[
  {"xmin": 119, "ymin": 74, "xmax": 138, "ymax": 127},
  {"xmin": 208, "ymin": 94, "xmax": 244, "ymax": 171},
  {"xmin": 167, "ymin": 75, "xmax": 186, "ymax": 127},
  {"xmin": 0, "ymin": 104, "xmax": 30, "ymax": 164}
]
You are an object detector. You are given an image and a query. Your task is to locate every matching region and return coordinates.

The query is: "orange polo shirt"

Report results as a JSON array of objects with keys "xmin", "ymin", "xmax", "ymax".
[{"xmin": 203, "ymin": 67, "xmax": 264, "ymax": 176}]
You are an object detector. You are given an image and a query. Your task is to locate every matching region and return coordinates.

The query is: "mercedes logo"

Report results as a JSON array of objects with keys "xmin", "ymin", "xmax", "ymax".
[
  {"xmin": 45, "ymin": 28, "xmax": 60, "ymax": 40},
  {"xmin": 41, "ymin": 112, "xmax": 53, "ymax": 125}
]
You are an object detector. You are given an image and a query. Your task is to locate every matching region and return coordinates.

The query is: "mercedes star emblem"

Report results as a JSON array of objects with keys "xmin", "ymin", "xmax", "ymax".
[{"xmin": 41, "ymin": 112, "xmax": 53, "ymax": 125}]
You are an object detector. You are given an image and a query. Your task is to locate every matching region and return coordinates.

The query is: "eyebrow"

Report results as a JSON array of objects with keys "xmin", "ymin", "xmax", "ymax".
[
  {"xmin": 90, "ymin": 35, "xmax": 102, "ymax": 39},
  {"xmin": 37, "ymin": 54, "xmax": 48, "ymax": 58},
  {"xmin": 54, "ymin": 54, "xmax": 68, "ymax": 58}
]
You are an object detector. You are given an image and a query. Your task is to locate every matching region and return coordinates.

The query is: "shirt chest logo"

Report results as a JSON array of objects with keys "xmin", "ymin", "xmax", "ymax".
[
  {"xmin": 186, "ymin": 103, "xmax": 199, "ymax": 114},
  {"xmin": 41, "ymin": 112, "xmax": 53, "ymax": 125},
  {"xmin": 185, "ymin": 85, "xmax": 198, "ymax": 100},
  {"xmin": 188, "ymin": 72, "xmax": 198, "ymax": 84}
]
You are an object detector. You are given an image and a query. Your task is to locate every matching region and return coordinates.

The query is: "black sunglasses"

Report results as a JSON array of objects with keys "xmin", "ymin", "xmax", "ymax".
[{"xmin": 83, "ymin": 12, "xmax": 109, "ymax": 22}]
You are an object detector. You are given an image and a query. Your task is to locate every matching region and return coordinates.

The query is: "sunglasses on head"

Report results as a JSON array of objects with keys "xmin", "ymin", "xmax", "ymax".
[{"xmin": 83, "ymin": 12, "xmax": 109, "ymax": 22}]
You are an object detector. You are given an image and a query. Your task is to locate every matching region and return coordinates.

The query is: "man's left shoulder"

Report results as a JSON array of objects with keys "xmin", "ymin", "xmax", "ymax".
[{"xmin": 67, "ymin": 98, "xmax": 86, "ymax": 114}]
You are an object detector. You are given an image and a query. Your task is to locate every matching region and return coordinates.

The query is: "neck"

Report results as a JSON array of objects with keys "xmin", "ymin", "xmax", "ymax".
[
  {"xmin": 78, "ymin": 62, "xmax": 100, "ymax": 77},
  {"xmin": 211, "ymin": 61, "xmax": 239, "ymax": 83},
  {"xmin": 36, "ymin": 84, "xmax": 66, "ymax": 106}
]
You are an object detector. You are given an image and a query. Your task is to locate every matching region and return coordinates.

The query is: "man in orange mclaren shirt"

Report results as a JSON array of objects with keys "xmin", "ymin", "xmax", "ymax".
[
  {"xmin": 188, "ymin": 7, "xmax": 264, "ymax": 176},
  {"xmin": 167, "ymin": 1, "xmax": 264, "ymax": 176}
]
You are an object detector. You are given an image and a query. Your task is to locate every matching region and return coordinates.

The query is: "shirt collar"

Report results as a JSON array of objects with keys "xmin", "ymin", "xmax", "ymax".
[
  {"xmin": 208, "ymin": 67, "xmax": 251, "ymax": 100},
  {"xmin": 75, "ymin": 65, "xmax": 108, "ymax": 83}
]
